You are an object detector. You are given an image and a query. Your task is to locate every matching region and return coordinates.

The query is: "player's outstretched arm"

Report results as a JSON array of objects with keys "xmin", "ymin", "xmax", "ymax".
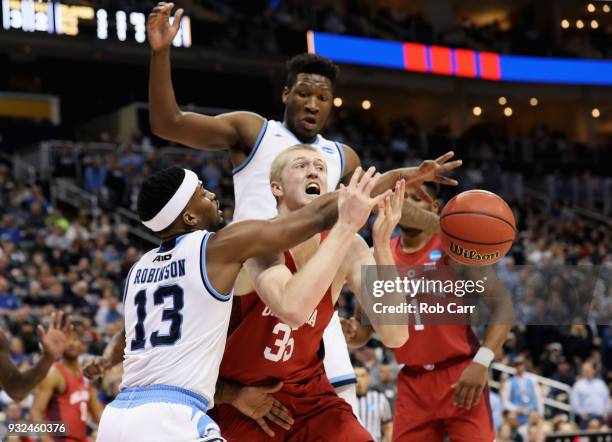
[
  {"xmin": 246, "ymin": 167, "xmax": 389, "ymax": 327},
  {"xmin": 206, "ymin": 167, "xmax": 392, "ymax": 297},
  {"xmin": 342, "ymin": 148, "xmax": 460, "ymax": 231},
  {"xmin": 147, "ymin": 2, "xmax": 263, "ymax": 151},
  {"xmin": 344, "ymin": 181, "xmax": 409, "ymax": 348},
  {"xmin": 0, "ymin": 311, "xmax": 71, "ymax": 401},
  {"xmin": 83, "ymin": 328, "xmax": 126, "ymax": 380}
]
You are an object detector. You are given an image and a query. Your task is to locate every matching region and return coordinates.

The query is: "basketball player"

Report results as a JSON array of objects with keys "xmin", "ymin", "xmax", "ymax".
[
  {"xmin": 344, "ymin": 185, "xmax": 514, "ymax": 442},
  {"xmin": 147, "ymin": 1, "xmax": 459, "ymax": 412},
  {"xmin": 95, "ymin": 165, "xmax": 394, "ymax": 441},
  {"xmin": 31, "ymin": 330, "xmax": 103, "ymax": 442},
  {"xmin": 215, "ymin": 146, "xmax": 409, "ymax": 441},
  {"xmin": 0, "ymin": 311, "xmax": 71, "ymax": 401}
]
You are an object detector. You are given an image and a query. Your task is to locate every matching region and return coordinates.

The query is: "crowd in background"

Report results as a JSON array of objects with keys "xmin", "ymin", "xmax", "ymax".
[
  {"xmin": 0, "ymin": 114, "xmax": 611, "ymax": 440},
  {"xmin": 138, "ymin": 0, "xmax": 612, "ymax": 59}
]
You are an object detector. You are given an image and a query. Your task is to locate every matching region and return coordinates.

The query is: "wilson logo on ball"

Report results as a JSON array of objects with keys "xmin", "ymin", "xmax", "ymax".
[{"xmin": 449, "ymin": 242, "xmax": 500, "ymax": 262}]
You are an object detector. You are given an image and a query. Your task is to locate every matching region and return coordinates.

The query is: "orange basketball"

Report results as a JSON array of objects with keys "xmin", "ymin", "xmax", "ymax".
[{"xmin": 439, "ymin": 190, "xmax": 516, "ymax": 265}]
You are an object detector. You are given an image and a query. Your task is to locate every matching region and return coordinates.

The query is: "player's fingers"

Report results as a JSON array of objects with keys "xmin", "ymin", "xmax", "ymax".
[
  {"xmin": 371, "ymin": 189, "xmax": 392, "ymax": 207},
  {"xmin": 435, "ymin": 151, "xmax": 455, "ymax": 164},
  {"xmin": 271, "ymin": 402, "xmax": 294, "ymax": 425},
  {"xmin": 37, "ymin": 324, "xmax": 45, "ymax": 339},
  {"xmin": 267, "ymin": 410, "xmax": 292, "ymax": 430},
  {"xmin": 348, "ymin": 167, "xmax": 362, "ymax": 189},
  {"xmin": 395, "ymin": 179, "xmax": 406, "ymax": 209},
  {"xmin": 172, "ymin": 8, "xmax": 184, "ymax": 29},
  {"xmin": 358, "ymin": 166, "xmax": 376, "ymax": 192},
  {"xmin": 463, "ymin": 385, "xmax": 477, "ymax": 410},
  {"xmin": 363, "ymin": 171, "xmax": 380, "ymax": 196},
  {"xmin": 63, "ymin": 315, "xmax": 73, "ymax": 335},
  {"xmin": 260, "ymin": 382, "xmax": 283, "ymax": 394},
  {"xmin": 55, "ymin": 311, "xmax": 64, "ymax": 330},
  {"xmin": 47, "ymin": 312, "xmax": 55, "ymax": 330},
  {"xmin": 433, "ymin": 175, "xmax": 458, "ymax": 186},
  {"xmin": 255, "ymin": 418, "xmax": 275, "ymax": 437},
  {"xmin": 452, "ymin": 382, "xmax": 467, "ymax": 408},
  {"xmin": 436, "ymin": 159, "xmax": 462, "ymax": 174},
  {"xmin": 384, "ymin": 195, "xmax": 392, "ymax": 217}
]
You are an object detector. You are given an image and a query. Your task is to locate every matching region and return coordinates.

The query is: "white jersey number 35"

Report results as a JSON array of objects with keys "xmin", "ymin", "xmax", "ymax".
[{"xmin": 264, "ymin": 323, "xmax": 294, "ymax": 362}]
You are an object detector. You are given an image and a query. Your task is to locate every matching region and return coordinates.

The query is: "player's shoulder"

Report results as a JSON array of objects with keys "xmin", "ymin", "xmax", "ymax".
[{"xmin": 217, "ymin": 111, "xmax": 265, "ymax": 128}]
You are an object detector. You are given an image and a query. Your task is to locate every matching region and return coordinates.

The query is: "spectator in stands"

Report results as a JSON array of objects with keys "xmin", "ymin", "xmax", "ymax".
[
  {"xmin": 0, "ymin": 277, "xmax": 21, "ymax": 313},
  {"xmin": 501, "ymin": 356, "xmax": 545, "ymax": 425},
  {"xmin": 373, "ymin": 360, "xmax": 396, "ymax": 413},
  {"xmin": 355, "ymin": 364, "xmax": 392, "ymax": 442},
  {"xmin": 489, "ymin": 390, "xmax": 503, "ymax": 432},
  {"xmin": 83, "ymin": 156, "xmax": 108, "ymax": 194},
  {"xmin": 570, "ymin": 361, "xmax": 610, "ymax": 429}
]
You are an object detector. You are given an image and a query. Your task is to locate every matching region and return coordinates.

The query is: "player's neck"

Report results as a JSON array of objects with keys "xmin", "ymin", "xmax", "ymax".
[
  {"xmin": 62, "ymin": 358, "xmax": 80, "ymax": 374},
  {"xmin": 400, "ymin": 231, "xmax": 433, "ymax": 254}
]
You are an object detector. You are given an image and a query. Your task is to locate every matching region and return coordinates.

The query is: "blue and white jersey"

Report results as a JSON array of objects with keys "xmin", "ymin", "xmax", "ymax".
[
  {"xmin": 232, "ymin": 119, "xmax": 345, "ymax": 222},
  {"xmin": 120, "ymin": 230, "xmax": 232, "ymax": 408}
]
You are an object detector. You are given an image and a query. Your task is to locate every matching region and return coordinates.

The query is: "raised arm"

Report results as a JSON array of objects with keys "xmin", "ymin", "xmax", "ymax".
[
  {"xmin": 245, "ymin": 169, "xmax": 388, "ymax": 327},
  {"xmin": 345, "ymin": 181, "xmax": 409, "ymax": 348},
  {"xmin": 0, "ymin": 312, "xmax": 70, "ymax": 401},
  {"xmin": 147, "ymin": 2, "xmax": 263, "ymax": 152},
  {"xmin": 341, "ymin": 147, "xmax": 460, "ymax": 230}
]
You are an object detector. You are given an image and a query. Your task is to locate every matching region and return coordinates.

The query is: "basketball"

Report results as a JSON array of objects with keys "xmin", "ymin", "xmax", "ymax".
[{"xmin": 439, "ymin": 190, "xmax": 516, "ymax": 265}]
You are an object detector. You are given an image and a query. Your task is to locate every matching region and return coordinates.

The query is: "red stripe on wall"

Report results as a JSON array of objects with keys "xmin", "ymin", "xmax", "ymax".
[
  {"xmin": 454, "ymin": 48, "xmax": 477, "ymax": 78},
  {"xmin": 403, "ymin": 42, "xmax": 428, "ymax": 72},
  {"xmin": 429, "ymin": 46, "xmax": 453, "ymax": 75},
  {"xmin": 479, "ymin": 52, "xmax": 501, "ymax": 80}
]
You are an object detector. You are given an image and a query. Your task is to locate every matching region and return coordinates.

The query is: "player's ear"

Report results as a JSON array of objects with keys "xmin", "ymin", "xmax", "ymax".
[
  {"xmin": 282, "ymin": 86, "xmax": 289, "ymax": 105},
  {"xmin": 182, "ymin": 210, "xmax": 198, "ymax": 227},
  {"xmin": 270, "ymin": 180, "xmax": 283, "ymax": 199}
]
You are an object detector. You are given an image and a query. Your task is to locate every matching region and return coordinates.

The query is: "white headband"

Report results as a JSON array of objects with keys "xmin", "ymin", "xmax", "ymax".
[{"xmin": 142, "ymin": 169, "xmax": 199, "ymax": 232}]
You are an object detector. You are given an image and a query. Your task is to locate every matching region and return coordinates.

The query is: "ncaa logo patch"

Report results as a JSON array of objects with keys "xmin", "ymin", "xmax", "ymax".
[
  {"xmin": 321, "ymin": 146, "xmax": 335, "ymax": 154},
  {"xmin": 429, "ymin": 250, "xmax": 442, "ymax": 262}
]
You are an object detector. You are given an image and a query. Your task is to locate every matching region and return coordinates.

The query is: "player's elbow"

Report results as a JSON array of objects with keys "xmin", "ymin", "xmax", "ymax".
[
  {"xmin": 5, "ymin": 386, "xmax": 27, "ymax": 402},
  {"xmin": 379, "ymin": 329, "xmax": 409, "ymax": 348},
  {"xmin": 279, "ymin": 309, "xmax": 309, "ymax": 329},
  {"xmin": 149, "ymin": 112, "xmax": 182, "ymax": 139}
]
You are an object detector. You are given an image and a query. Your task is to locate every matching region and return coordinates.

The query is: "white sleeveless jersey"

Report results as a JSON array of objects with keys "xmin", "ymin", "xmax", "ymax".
[
  {"xmin": 232, "ymin": 119, "xmax": 345, "ymax": 221},
  {"xmin": 120, "ymin": 230, "xmax": 232, "ymax": 407}
]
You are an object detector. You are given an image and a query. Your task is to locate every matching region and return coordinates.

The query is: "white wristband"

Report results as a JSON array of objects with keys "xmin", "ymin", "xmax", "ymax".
[{"xmin": 473, "ymin": 347, "xmax": 495, "ymax": 367}]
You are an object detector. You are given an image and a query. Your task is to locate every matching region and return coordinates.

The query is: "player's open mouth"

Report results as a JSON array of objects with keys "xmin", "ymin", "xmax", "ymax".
[
  {"xmin": 305, "ymin": 182, "xmax": 320, "ymax": 196},
  {"xmin": 301, "ymin": 116, "xmax": 317, "ymax": 130}
]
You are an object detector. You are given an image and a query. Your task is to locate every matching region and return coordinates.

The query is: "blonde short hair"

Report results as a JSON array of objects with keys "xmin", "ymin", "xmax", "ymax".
[{"xmin": 269, "ymin": 145, "xmax": 320, "ymax": 183}]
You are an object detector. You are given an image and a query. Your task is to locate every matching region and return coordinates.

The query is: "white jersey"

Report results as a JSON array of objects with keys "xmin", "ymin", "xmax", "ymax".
[
  {"xmin": 120, "ymin": 230, "xmax": 232, "ymax": 407},
  {"xmin": 232, "ymin": 119, "xmax": 345, "ymax": 221}
]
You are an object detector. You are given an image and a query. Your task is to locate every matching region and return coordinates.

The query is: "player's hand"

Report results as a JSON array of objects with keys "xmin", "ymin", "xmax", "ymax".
[
  {"xmin": 232, "ymin": 382, "xmax": 294, "ymax": 437},
  {"xmin": 83, "ymin": 356, "xmax": 112, "ymax": 380},
  {"xmin": 338, "ymin": 166, "xmax": 392, "ymax": 233},
  {"xmin": 340, "ymin": 317, "xmax": 358, "ymax": 341},
  {"xmin": 38, "ymin": 311, "xmax": 72, "ymax": 360},
  {"xmin": 403, "ymin": 151, "xmax": 462, "ymax": 203},
  {"xmin": 452, "ymin": 362, "xmax": 488, "ymax": 410},
  {"xmin": 372, "ymin": 179, "xmax": 405, "ymax": 245},
  {"xmin": 147, "ymin": 2, "xmax": 184, "ymax": 53}
]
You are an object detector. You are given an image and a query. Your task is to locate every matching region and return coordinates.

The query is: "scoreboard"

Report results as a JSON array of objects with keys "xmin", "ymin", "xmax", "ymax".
[{"xmin": 1, "ymin": 0, "xmax": 191, "ymax": 47}]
